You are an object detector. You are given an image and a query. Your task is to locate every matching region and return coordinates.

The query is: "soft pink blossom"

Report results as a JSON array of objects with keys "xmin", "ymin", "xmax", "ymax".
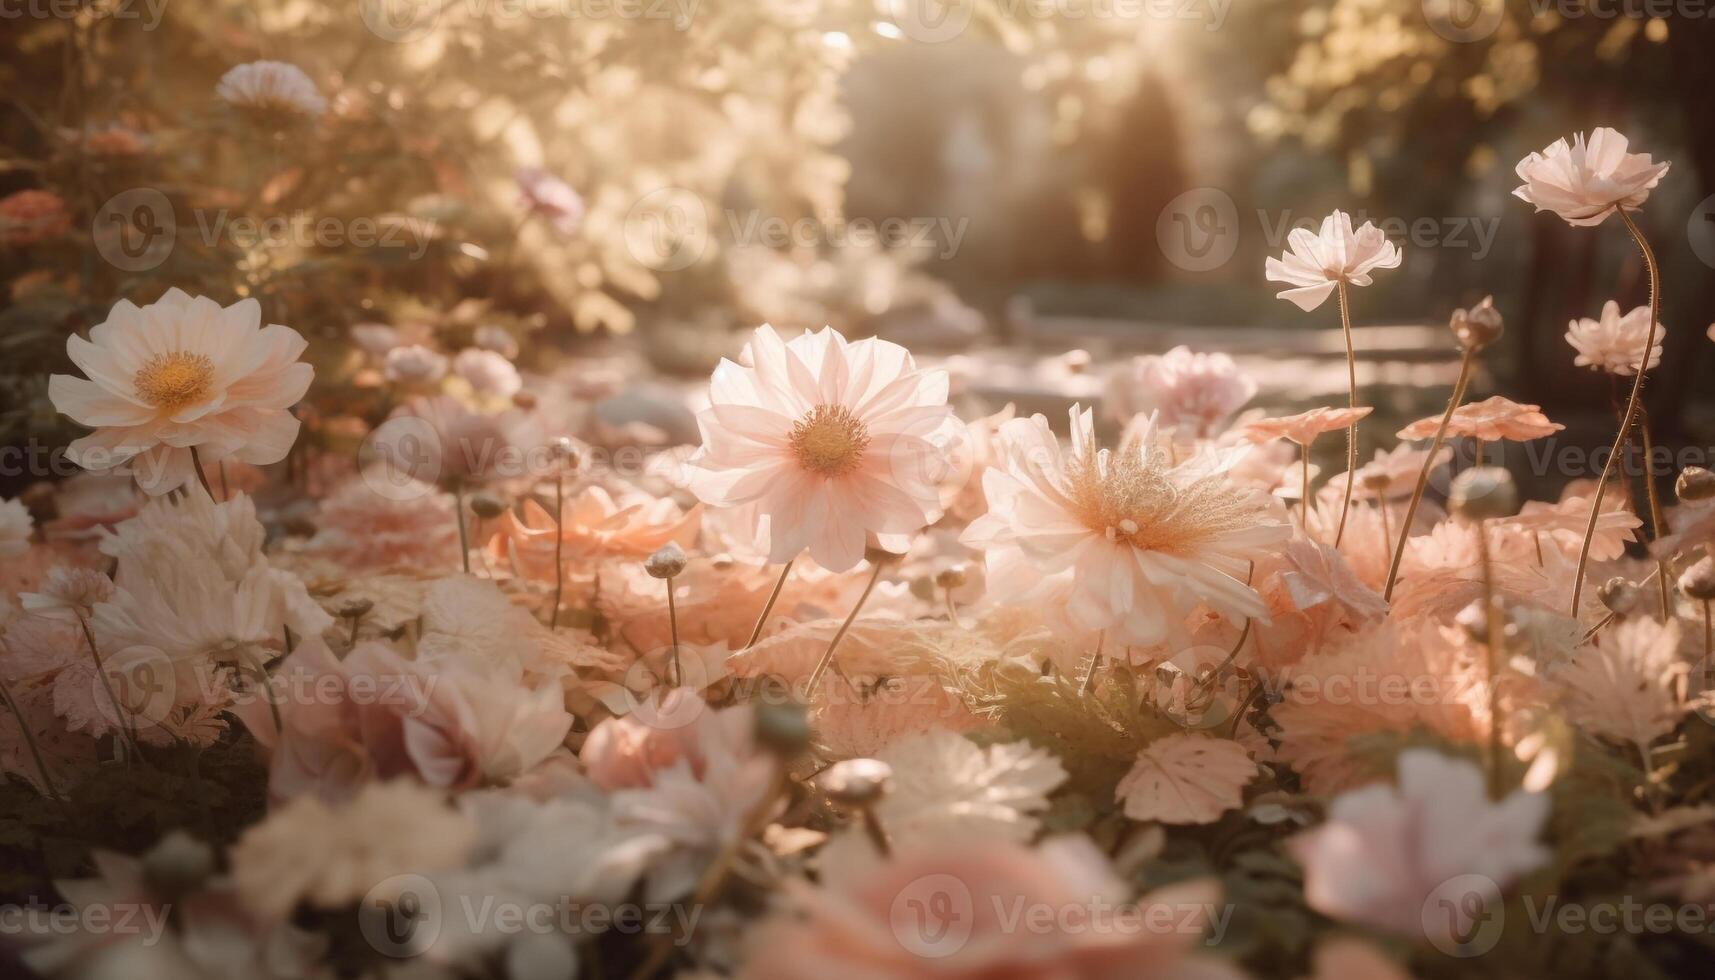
[{"xmin": 1513, "ymin": 127, "xmax": 1669, "ymax": 227}]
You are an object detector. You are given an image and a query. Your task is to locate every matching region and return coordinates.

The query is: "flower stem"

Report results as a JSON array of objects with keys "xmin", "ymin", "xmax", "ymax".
[
  {"xmin": 550, "ymin": 468, "xmax": 565, "ymax": 628},
  {"xmin": 1297, "ymin": 442, "xmax": 1311, "ymax": 531},
  {"xmin": 1572, "ymin": 207, "xmax": 1660, "ymax": 617},
  {"xmin": 743, "ymin": 559, "xmax": 795, "ymax": 649},
  {"xmin": 75, "ymin": 611, "xmax": 141, "ymax": 760},
  {"xmin": 804, "ymin": 558, "xmax": 886, "ymax": 698},
  {"xmin": 1385, "ymin": 344, "xmax": 1477, "ymax": 600},
  {"xmin": 1476, "ymin": 517, "xmax": 1505, "ymax": 799},
  {"xmin": 1637, "ymin": 404, "xmax": 1672, "ymax": 619},
  {"xmin": 189, "ymin": 446, "xmax": 215, "ymax": 498},
  {"xmin": 666, "ymin": 574, "xmax": 681, "ymax": 687},
  {"xmin": 0, "ymin": 676, "xmax": 60, "ymax": 800},
  {"xmin": 454, "ymin": 481, "xmax": 471, "ymax": 575},
  {"xmin": 1334, "ymin": 280, "xmax": 1360, "ymax": 547},
  {"xmin": 1078, "ymin": 630, "xmax": 1107, "ymax": 695}
]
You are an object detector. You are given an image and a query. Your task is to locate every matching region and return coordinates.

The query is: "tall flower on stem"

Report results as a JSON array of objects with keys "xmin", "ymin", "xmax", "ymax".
[
  {"xmin": 1243, "ymin": 406, "xmax": 1372, "ymax": 530},
  {"xmin": 1515, "ymin": 127, "xmax": 1671, "ymax": 616},
  {"xmin": 1266, "ymin": 211, "xmax": 1403, "ymax": 547}
]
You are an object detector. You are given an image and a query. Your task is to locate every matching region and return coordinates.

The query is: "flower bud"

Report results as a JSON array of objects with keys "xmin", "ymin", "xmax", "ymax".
[
  {"xmin": 1063, "ymin": 349, "xmax": 1092, "ymax": 374},
  {"xmin": 338, "ymin": 597, "xmax": 375, "ymax": 620},
  {"xmin": 468, "ymin": 492, "xmax": 507, "ymax": 520},
  {"xmin": 863, "ymin": 544, "xmax": 898, "ymax": 566},
  {"xmin": 644, "ymin": 542, "xmax": 687, "ymax": 580},
  {"xmin": 754, "ymin": 699, "xmax": 811, "ymax": 757},
  {"xmin": 819, "ymin": 758, "xmax": 894, "ymax": 808},
  {"xmin": 933, "ymin": 565, "xmax": 968, "ymax": 590},
  {"xmin": 142, "ymin": 830, "xmax": 216, "ymax": 899},
  {"xmin": 550, "ymin": 437, "xmax": 579, "ymax": 466},
  {"xmin": 1681, "ymin": 558, "xmax": 1715, "ymax": 602},
  {"xmin": 1596, "ymin": 577, "xmax": 1642, "ymax": 617},
  {"xmin": 511, "ymin": 391, "xmax": 539, "ymax": 411},
  {"xmin": 1677, "ymin": 465, "xmax": 1715, "ymax": 502},
  {"xmin": 1448, "ymin": 466, "xmax": 1517, "ymax": 521},
  {"xmin": 1450, "ymin": 296, "xmax": 1503, "ymax": 351}
]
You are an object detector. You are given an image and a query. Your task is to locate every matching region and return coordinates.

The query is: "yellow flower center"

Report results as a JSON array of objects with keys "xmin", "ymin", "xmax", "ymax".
[
  {"xmin": 1065, "ymin": 444, "xmax": 1252, "ymax": 555},
  {"xmin": 789, "ymin": 404, "xmax": 870, "ymax": 477},
  {"xmin": 133, "ymin": 352, "xmax": 215, "ymax": 411}
]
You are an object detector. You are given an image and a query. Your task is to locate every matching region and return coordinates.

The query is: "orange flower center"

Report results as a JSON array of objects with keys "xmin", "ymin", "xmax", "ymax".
[
  {"xmin": 134, "ymin": 352, "xmax": 215, "ymax": 411},
  {"xmin": 1065, "ymin": 444, "xmax": 1253, "ymax": 555},
  {"xmin": 789, "ymin": 404, "xmax": 870, "ymax": 477}
]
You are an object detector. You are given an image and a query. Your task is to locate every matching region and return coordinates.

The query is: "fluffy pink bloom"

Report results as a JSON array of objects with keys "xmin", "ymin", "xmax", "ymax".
[
  {"xmin": 1265, "ymin": 211, "xmax": 1403, "ymax": 312},
  {"xmin": 1566, "ymin": 300, "xmax": 1664, "ymax": 376},
  {"xmin": 453, "ymin": 347, "xmax": 521, "ymax": 400},
  {"xmin": 48, "ymin": 290, "xmax": 313, "ymax": 495},
  {"xmin": 216, "ymin": 60, "xmax": 326, "ymax": 117},
  {"xmin": 743, "ymin": 835, "xmax": 1240, "ymax": 980},
  {"xmin": 580, "ymin": 687, "xmax": 755, "ymax": 790},
  {"xmin": 488, "ymin": 485, "xmax": 701, "ymax": 581},
  {"xmin": 1103, "ymin": 346, "xmax": 1257, "ymax": 437},
  {"xmin": 1290, "ymin": 750, "xmax": 1548, "ymax": 940},
  {"xmin": 966, "ymin": 407, "xmax": 1287, "ymax": 646},
  {"xmin": 1396, "ymin": 396, "xmax": 1563, "ymax": 442},
  {"xmin": 686, "ymin": 325, "xmax": 956, "ymax": 572},
  {"xmin": 1513, "ymin": 127, "xmax": 1669, "ymax": 227},
  {"xmin": 306, "ymin": 472, "xmax": 462, "ymax": 572},
  {"xmin": 1243, "ymin": 406, "xmax": 1372, "ymax": 447}
]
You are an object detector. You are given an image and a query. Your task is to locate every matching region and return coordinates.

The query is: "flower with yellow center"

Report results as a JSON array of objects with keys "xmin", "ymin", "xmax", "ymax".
[
  {"xmin": 965, "ymin": 407, "xmax": 1289, "ymax": 647},
  {"xmin": 49, "ymin": 289, "xmax": 313, "ymax": 495},
  {"xmin": 686, "ymin": 324, "xmax": 958, "ymax": 572}
]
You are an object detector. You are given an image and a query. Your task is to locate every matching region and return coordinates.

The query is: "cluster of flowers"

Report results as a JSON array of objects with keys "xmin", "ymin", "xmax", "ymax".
[{"xmin": 3, "ymin": 126, "xmax": 1715, "ymax": 980}]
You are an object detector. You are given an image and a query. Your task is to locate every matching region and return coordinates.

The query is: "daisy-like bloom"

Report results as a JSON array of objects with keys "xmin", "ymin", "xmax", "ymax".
[
  {"xmin": 215, "ymin": 60, "xmax": 327, "ymax": 118},
  {"xmin": 1507, "ymin": 485, "xmax": 1640, "ymax": 562},
  {"xmin": 348, "ymin": 321, "xmax": 401, "ymax": 357},
  {"xmin": 1264, "ymin": 211, "xmax": 1403, "ymax": 312},
  {"xmin": 965, "ymin": 407, "xmax": 1288, "ymax": 646},
  {"xmin": 745, "ymin": 835, "xmax": 1240, "ymax": 980},
  {"xmin": 48, "ymin": 290, "xmax": 314, "ymax": 495},
  {"xmin": 685, "ymin": 325, "xmax": 957, "ymax": 572},
  {"xmin": 230, "ymin": 779, "xmax": 475, "ymax": 922},
  {"xmin": 1566, "ymin": 300, "xmax": 1665, "ymax": 376},
  {"xmin": 18, "ymin": 566, "xmax": 113, "ymax": 621},
  {"xmin": 1397, "ymin": 395, "xmax": 1564, "ymax": 442},
  {"xmin": 516, "ymin": 166, "xmax": 585, "ymax": 236},
  {"xmin": 1103, "ymin": 346, "xmax": 1257, "ymax": 437},
  {"xmin": 1242, "ymin": 406, "xmax": 1372, "ymax": 447},
  {"xmin": 0, "ymin": 189, "xmax": 71, "ymax": 246},
  {"xmin": 1551, "ymin": 617, "xmax": 1688, "ymax": 753},
  {"xmin": 1290, "ymin": 749, "xmax": 1549, "ymax": 940},
  {"xmin": 0, "ymin": 497, "xmax": 33, "ymax": 556},
  {"xmin": 489, "ymin": 484, "xmax": 701, "ymax": 582},
  {"xmin": 452, "ymin": 347, "xmax": 522, "ymax": 400},
  {"xmin": 1513, "ymin": 127, "xmax": 1669, "ymax": 227},
  {"xmin": 383, "ymin": 343, "xmax": 448, "ymax": 384}
]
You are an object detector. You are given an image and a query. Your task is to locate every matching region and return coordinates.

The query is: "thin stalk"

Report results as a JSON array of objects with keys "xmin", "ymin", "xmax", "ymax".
[
  {"xmin": 666, "ymin": 574, "xmax": 681, "ymax": 687},
  {"xmin": 1477, "ymin": 518, "xmax": 1505, "ymax": 799},
  {"xmin": 75, "ymin": 611, "xmax": 140, "ymax": 759},
  {"xmin": 1298, "ymin": 442, "xmax": 1311, "ymax": 531},
  {"xmin": 1079, "ymin": 630, "xmax": 1107, "ymax": 695},
  {"xmin": 1385, "ymin": 344, "xmax": 1477, "ymax": 600},
  {"xmin": 1334, "ymin": 280, "xmax": 1360, "ymax": 547},
  {"xmin": 804, "ymin": 558, "xmax": 886, "ymax": 698},
  {"xmin": 218, "ymin": 460, "xmax": 230, "ymax": 501},
  {"xmin": 1572, "ymin": 207, "xmax": 1660, "ymax": 616},
  {"xmin": 0, "ymin": 677, "xmax": 60, "ymax": 800},
  {"xmin": 454, "ymin": 481, "xmax": 471, "ymax": 575},
  {"xmin": 1637, "ymin": 404, "xmax": 1672, "ymax": 619},
  {"xmin": 550, "ymin": 469, "xmax": 565, "ymax": 628},
  {"xmin": 188, "ymin": 446, "xmax": 215, "ymax": 498},
  {"xmin": 743, "ymin": 559, "xmax": 795, "ymax": 649}
]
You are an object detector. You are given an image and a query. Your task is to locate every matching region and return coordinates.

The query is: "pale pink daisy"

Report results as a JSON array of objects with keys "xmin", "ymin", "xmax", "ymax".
[
  {"xmin": 964, "ymin": 407, "xmax": 1288, "ymax": 646},
  {"xmin": 1264, "ymin": 211, "xmax": 1403, "ymax": 312},
  {"xmin": 215, "ymin": 60, "xmax": 326, "ymax": 118},
  {"xmin": 1513, "ymin": 127, "xmax": 1669, "ymax": 227},
  {"xmin": 685, "ymin": 325, "xmax": 956, "ymax": 572},
  {"xmin": 48, "ymin": 290, "xmax": 313, "ymax": 495},
  {"xmin": 1567, "ymin": 300, "xmax": 1665, "ymax": 376},
  {"xmin": 1102, "ymin": 346, "xmax": 1257, "ymax": 437}
]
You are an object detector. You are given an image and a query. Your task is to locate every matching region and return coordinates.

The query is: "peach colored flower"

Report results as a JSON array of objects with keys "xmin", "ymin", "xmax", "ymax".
[
  {"xmin": 1552, "ymin": 617, "xmax": 1688, "ymax": 752},
  {"xmin": 1507, "ymin": 487, "xmax": 1639, "ymax": 563},
  {"xmin": 453, "ymin": 347, "xmax": 521, "ymax": 400},
  {"xmin": 1567, "ymin": 300, "xmax": 1664, "ymax": 376},
  {"xmin": 0, "ymin": 189, "xmax": 71, "ymax": 246},
  {"xmin": 1103, "ymin": 346, "xmax": 1257, "ymax": 437},
  {"xmin": 966, "ymin": 407, "xmax": 1287, "ymax": 646},
  {"xmin": 48, "ymin": 290, "xmax": 313, "ymax": 495},
  {"xmin": 42, "ymin": 473, "xmax": 140, "ymax": 541},
  {"xmin": 516, "ymin": 167, "xmax": 585, "ymax": 236},
  {"xmin": 1322, "ymin": 444, "xmax": 1452, "ymax": 501},
  {"xmin": 1513, "ymin": 127, "xmax": 1669, "ymax": 227},
  {"xmin": 1243, "ymin": 406, "xmax": 1372, "ymax": 447},
  {"xmin": 1290, "ymin": 750, "xmax": 1548, "ymax": 939},
  {"xmin": 306, "ymin": 472, "xmax": 461, "ymax": 573},
  {"xmin": 488, "ymin": 485, "xmax": 701, "ymax": 582},
  {"xmin": 1265, "ymin": 211, "xmax": 1403, "ymax": 312},
  {"xmin": 1396, "ymin": 395, "xmax": 1563, "ymax": 442},
  {"xmin": 1278, "ymin": 538, "xmax": 1388, "ymax": 628},
  {"xmin": 686, "ymin": 325, "xmax": 956, "ymax": 572},
  {"xmin": 579, "ymin": 687, "xmax": 756, "ymax": 790},
  {"xmin": 216, "ymin": 60, "xmax": 326, "ymax": 117},
  {"xmin": 744, "ymin": 836, "xmax": 1240, "ymax": 980}
]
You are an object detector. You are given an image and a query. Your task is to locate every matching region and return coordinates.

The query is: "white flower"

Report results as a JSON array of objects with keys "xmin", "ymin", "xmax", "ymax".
[
  {"xmin": 0, "ymin": 497, "xmax": 32, "ymax": 556},
  {"xmin": 48, "ymin": 289, "xmax": 313, "ymax": 495},
  {"xmin": 1566, "ymin": 300, "xmax": 1664, "ymax": 376},
  {"xmin": 349, "ymin": 322, "xmax": 401, "ymax": 356},
  {"xmin": 453, "ymin": 347, "xmax": 522, "ymax": 399},
  {"xmin": 1513, "ymin": 127, "xmax": 1670, "ymax": 227},
  {"xmin": 1103, "ymin": 346, "xmax": 1256, "ymax": 438},
  {"xmin": 216, "ymin": 60, "xmax": 327, "ymax": 117},
  {"xmin": 383, "ymin": 343, "xmax": 449, "ymax": 384},
  {"xmin": 1264, "ymin": 210, "xmax": 1403, "ymax": 312}
]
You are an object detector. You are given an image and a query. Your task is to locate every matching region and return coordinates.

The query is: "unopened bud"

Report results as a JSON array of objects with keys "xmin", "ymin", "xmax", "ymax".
[
  {"xmin": 1063, "ymin": 349, "xmax": 1092, "ymax": 374},
  {"xmin": 933, "ymin": 565, "xmax": 968, "ymax": 590},
  {"xmin": 1681, "ymin": 558, "xmax": 1715, "ymax": 602},
  {"xmin": 550, "ymin": 437, "xmax": 579, "ymax": 466},
  {"xmin": 820, "ymin": 758, "xmax": 894, "ymax": 808},
  {"xmin": 1597, "ymin": 577, "xmax": 1642, "ymax": 617},
  {"xmin": 468, "ymin": 492, "xmax": 507, "ymax": 520},
  {"xmin": 644, "ymin": 542, "xmax": 687, "ymax": 579},
  {"xmin": 1450, "ymin": 296, "xmax": 1503, "ymax": 351},
  {"xmin": 338, "ymin": 597, "xmax": 374, "ymax": 620},
  {"xmin": 1448, "ymin": 466, "xmax": 1517, "ymax": 522},
  {"xmin": 1677, "ymin": 466, "xmax": 1715, "ymax": 502},
  {"xmin": 754, "ymin": 699, "xmax": 810, "ymax": 757},
  {"xmin": 511, "ymin": 391, "xmax": 538, "ymax": 411},
  {"xmin": 142, "ymin": 831, "xmax": 216, "ymax": 900}
]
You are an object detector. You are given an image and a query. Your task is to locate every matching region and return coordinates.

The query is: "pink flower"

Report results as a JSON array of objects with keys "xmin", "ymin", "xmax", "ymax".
[
  {"xmin": 216, "ymin": 60, "xmax": 326, "ymax": 117},
  {"xmin": 1103, "ymin": 346, "xmax": 1257, "ymax": 437},
  {"xmin": 0, "ymin": 190, "xmax": 71, "ymax": 246},
  {"xmin": 1396, "ymin": 396, "xmax": 1563, "ymax": 442},
  {"xmin": 1566, "ymin": 300, "xmax": 1664, "ymax": 376},
  {"xmin": 743, "ymin": 835, "xmax": 1239, "ymax": 980},
  {"xmin": 965, "ymin": 407, "xmax": 1287, "ymax": 646},
  {"xmin": 579, "ymin": 688, "xmax": 748, "ymax": 790},
  {"xmin": 1290, "ymin": 750, "xmax": 1548, "ymax": 941},
  {"xmin": 516, "ymin": 167, "xmax": 585, "ymax": 236},
  {"xmin": 383, "ymin": 343, "xmax": 448, "ymax": 384},
  {"xmin": 488, "ymin": 485, "xmax": 701, "ymax": 581},
  {"xmin": 306, "ymin": 473, "xmax": 461, "ymax": 572},
  {"xmin": 1513, "ymin": 127, "xmax": 1669, "ymax": 227},
  {"xmin": 686, "ymin": 325, "xmax": 956, "ymax": 572},
  {"xmin": 453, "ymin": 347, "xmax": 522, "ymax": 400},
  {"xmin": 48, "ymin": 290, "xmax": 313, "ymax": 495},
  {"xmin": 1265, "ymin": 211, "xmax": 1402, "ymax": 312}
]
